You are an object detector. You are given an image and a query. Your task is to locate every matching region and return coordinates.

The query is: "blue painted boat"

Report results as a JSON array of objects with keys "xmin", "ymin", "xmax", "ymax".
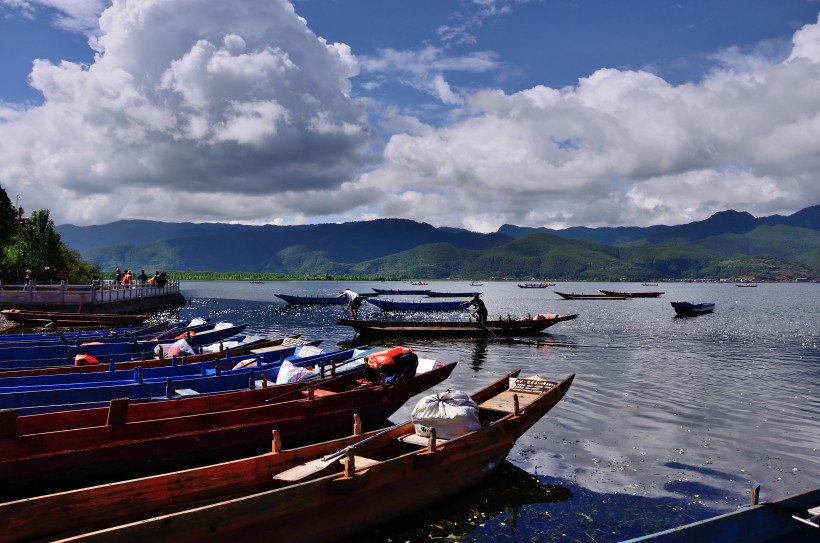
[
  {"xmin": 425, "ymin": 291, "xmax": 480, "ymax": 297},
  {"xmin": 0, "ymin": 323, "xmax": 249, "ymax": 370},
  {"xmin": 371, "ymin": 287, "xmax": 432, "ymax": 296},
  {"xmin": 275, "ymin": 293, "xmax": 347, "ymax": 305},
  {"xmin": 366, "ymin": 298, "xmax": 470, "ymax": 311},
  {"xmin": 671, "ymin": 301, "xmax": 715, "ymax": 317},
  {"xmin": 0, "ymin": 319, "xmax": 196, "ymax": 344},
  {"xmin": 622, "ymin": 485, "xmax": 820, "ymax": 542},
  {"xmin": 0, "ymin": 343, "xmax": 323, "ymax": 393},
  {"xmin": 0, "ymin": 346, "xmax": 373, "ymax": 414}
]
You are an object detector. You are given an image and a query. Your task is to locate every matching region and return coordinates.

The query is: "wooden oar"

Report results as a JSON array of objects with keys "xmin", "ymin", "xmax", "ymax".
[{"xmin": 273, "ymin": 420, "xmax": 409, "ymax": 482}]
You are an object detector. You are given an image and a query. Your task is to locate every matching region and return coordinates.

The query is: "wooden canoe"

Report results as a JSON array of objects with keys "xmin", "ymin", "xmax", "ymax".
[
  {"xmin": 0, "ymin": 309, "xmax": 149, "ymax": 326},
  {"xmin": 338, "ymin": 313, "xmax": 579, "ymax": 337},
  {"xmin": 599, "ymin": 290, "xmax": 664, "ymax": 298},
  {"xmin": 622, "ymin": 485, "xmax": 820, "ymax": 542},
  {"xmin": 0, "ymin": 336, "xmax": 310, "ymax": 378},
  {"xmin": 671, "ymin": 301, "xmax": 715, "ymax": 317},
  {"xmin": 0, "ymin": 344, "xmax": 353, "ymax": 413},
  {"xmin": 365, "ymin": 298, "xmax": 471, "ymax": 311},
  {"xmin": 0, "ymin": 369, "xmax": 573, "ymax": 543},
  {"xmin": 0, "ymin": 358, "xmax": 456, "ymax": 501},
  {"xmin": 554, "ymin": 291, "xmax": 630, "ymax": 300}
]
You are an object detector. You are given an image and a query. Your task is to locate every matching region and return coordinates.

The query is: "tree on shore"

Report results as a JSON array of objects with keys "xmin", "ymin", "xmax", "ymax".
[{"xmin": 0, "ymin": 187, "xmax": 100, "ymax": 282}]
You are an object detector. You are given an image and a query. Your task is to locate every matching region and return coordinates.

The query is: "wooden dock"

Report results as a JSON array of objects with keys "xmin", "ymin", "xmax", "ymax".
[{"xmin": 0, "ymin": 281, "xmax": 186, "ymax": 313}]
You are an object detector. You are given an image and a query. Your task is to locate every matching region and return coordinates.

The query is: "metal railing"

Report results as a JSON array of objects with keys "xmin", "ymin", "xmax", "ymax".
[{"xmin": 0, "ymin": 280, "xmax": 181, "ymax": 307}]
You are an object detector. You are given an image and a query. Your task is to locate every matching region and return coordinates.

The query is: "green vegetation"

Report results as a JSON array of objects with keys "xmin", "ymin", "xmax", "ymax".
[{"xmin": 0, "ymin": 187, "xmax": 100, "ymax": 283}]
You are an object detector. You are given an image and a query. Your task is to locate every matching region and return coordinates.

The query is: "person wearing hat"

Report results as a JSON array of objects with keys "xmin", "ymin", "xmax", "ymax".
[
  {"xmin": 462, "ymin": 293, "xmax": 488, "ymax": 323},
  {"xmin": 24, "ymin": 268, "xmax": 32, "ymax": 287},
  {"xmin": 337, "ymin": 288, "xmax": 363, "ymax": 320}
]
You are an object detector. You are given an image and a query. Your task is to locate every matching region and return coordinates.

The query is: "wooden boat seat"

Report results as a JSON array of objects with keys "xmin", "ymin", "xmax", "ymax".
[
  {"xmin": 397, "ymin": 433, "xmax": 449, "ymax": 447},
  {"xmin": 338, "ymin": 455, "xmax": 380, "ymax": 469},
  {"xmin": 301, "ymin": 388, "xmax": 336, "ymax": 398},
  {"xmin": 793, "ymin": 505, "xmax": 820, "ymax": 528},
  {"xmin": 479, "ymin": 389, "xmax": 540, "ymax": 412}
]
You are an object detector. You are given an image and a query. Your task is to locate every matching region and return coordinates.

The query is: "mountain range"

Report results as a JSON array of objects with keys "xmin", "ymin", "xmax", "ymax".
[{"xmin": 56, "ymin": 205, "xmax": 820, "ymax": 281}]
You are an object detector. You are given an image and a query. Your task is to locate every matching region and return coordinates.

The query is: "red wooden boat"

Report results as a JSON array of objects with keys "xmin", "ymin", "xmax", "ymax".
[
  {"xmin": 0, "ymin": 369, "xmax": 573, "ymax": 543},
  {"xmin": 0, "ymin": 357, "xmax": 456, "ymax": 501}
]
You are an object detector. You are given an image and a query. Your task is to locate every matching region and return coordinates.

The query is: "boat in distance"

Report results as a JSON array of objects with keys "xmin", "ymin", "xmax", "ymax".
[
  {"xmin": 0, "ymin": 370, "xmax": 574, "ymax": 543},
  {"xmin": 671, "ymin": 301, "xmax": 715, "ymax": 317},
  {"xmin": 555, "ymin": 291, "xmax": 629, "ymax": 300},
  {"xmin": 365, "ymin": 298, "xmax": 469, "ymax": 311},
  {"xmin": 599, "ymin": 290, "xmax": 664, "ymax": 298},
  {"xmin": 518, "ymin": 282, "xmax": 554, "ymax": 288},
  {"xmin": 622, "ymin": 485, "xmax": 820, "ymax": 542},
  {"xmin": 338, "ymin": 313, "xmax": 579, "ymax": 337}
]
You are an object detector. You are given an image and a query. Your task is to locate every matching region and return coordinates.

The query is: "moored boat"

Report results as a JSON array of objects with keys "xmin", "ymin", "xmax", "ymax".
[
  {"xmin": 0, "ymin": 355, "xmax": 456, "ymax": 501},
  {"xmin": 555, "ymin": 291, "xmax": 629, "ymax": 300},
  {"xmin": 622, "ymin": 485, "xmax": 820, "ymax": 542},
  {"xmin": 425, "ymin": 291, "xmax": 481, "ymax": 298},
  {"xmin": 366, "ymin": 298, "xmax": 469, "ymax": 311},
  {"xmin": 339, "ymin": 313, "xmax": 579, "ymax": 337},
  {"xmin": 0, "ymin": 369, "xmax": 574, "ymax": 543},
  {"xmin": 0, "ymin": 308, "xmax": 148, "ymax": 326},
  {"xmin": 599, "ymin": 290, "xmax": 664, "ymax": 298},
  {"xmin": 671, "ymin": 301, "xmax": 715, "ymax": 317},
  {"xmin": 371, "ymin": 287, "xmax": 432, "ymax": 296}
]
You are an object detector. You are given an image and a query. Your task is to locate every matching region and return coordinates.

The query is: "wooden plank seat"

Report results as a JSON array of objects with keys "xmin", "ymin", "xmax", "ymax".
[{"xmin": 397, "ymin": 433, "xmax": 449, "ymax": 447}]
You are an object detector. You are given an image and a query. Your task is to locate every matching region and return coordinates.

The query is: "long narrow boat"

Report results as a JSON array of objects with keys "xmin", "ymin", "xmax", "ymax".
[
  {"xmin": 0, "ymin": 369, "xmax": 573, "ymax": 543},
  {"xmin": 366, "ymin": 298, "xmax": 469, "ymax": 311},
  {"xmin": 0, "ymin": 308, "xmax": 148, "ymax": 326},
  {"xmin": 371, "ymin": 287, "xmax": 432, "ymax": 295},
  {"xmin": 425, "ymin": 291, "xmax": 480, "ymax": 298},
  {"xmin": 0, "ymin": 358, "xmax": 456, "ymax": 501},
  {"xmin": 622, "ymin": 485, "xmax": 820, "ymax": 542},
  {"xmin": 0, "ymin": 335, "xmax": 309, "ymax": 378},
  {"xmin": 518, "ymin": 282, "xmax": 554, "ymax": 288},
  {"xmin": 554, "ymin": 291, "xmax": 630, "ymax": 300},
  {"xmin": 0, "ymin": 344, "xmax": 352, "ymax": 413},
  {"xmin": 339, "ymin": 313, "xmax": 579, "ymax": 337},
  {"xmin": 599, "ymin": 289, "xmax": 664, "ymax": 298},
  {"xmin": 0, "ymin": 343, "xmax": 326, "ymax": 393},
  {"xmin": 671, "ymin": 301, "xmax": 715, "ymax": 317},
  {"xmin": 0, "ymin": 323, "xmax": 250, "ymax": 370}
]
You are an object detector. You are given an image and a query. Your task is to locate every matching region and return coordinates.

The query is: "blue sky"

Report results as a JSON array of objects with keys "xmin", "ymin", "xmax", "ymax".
[{"xmin": 1, "ymin": 1, "xmax": 820, "ymax": 232}]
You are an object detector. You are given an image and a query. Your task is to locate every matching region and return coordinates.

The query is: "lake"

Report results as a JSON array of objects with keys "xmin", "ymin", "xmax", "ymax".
[{"xmin": 171, "ymin": 280, "xmax": 819, "ymax": 542}]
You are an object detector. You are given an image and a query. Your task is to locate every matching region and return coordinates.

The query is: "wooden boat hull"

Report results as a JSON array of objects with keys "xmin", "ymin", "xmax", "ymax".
[
  {"xmin": 622, "ymin": 487, "xmax": 820, "ymax": 542},
  {"xmin": 555, "ymin": 291, "xmax": 629, "ymax": 300},
  {"xmin": 671, "ymin": 302, "xmax": 715, "ymax": 317},
  {"xmin": 599, "ymin": 290, "xmax": 664, "ymax": 298},
  {"xmin": 0, "ymin": 336, "xmax": 306, "ymax": 378},
  {"xmin": 371, "ymin": 288, "xmax": 432, "ymax": 295},
  {"xmin": 0, "ymin": 360, "xmax": 457, "ymax": 501},
  {"xmin": 0, "ymin": 370, "xmax": 573, "ymax": 543},
  {"xmin": 339, "ymin": 314, "xmax": 579, "ymax": 337},
  {"xmin": 424, "ymin": 291, "xmax": 480, "ymax": 297},
  {"xmin": 0, "ymin": 309, "xmax": 148, "ymax": 326},
  {"xmin": 365, "ymin": 298, "xmax": 469, "ymax": 311}
]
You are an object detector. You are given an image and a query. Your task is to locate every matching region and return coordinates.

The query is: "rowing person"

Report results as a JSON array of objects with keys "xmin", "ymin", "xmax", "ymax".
[
  {"xmin": 462, "ymin": 293, "xmax": 488, "ymax": 323},
  {"xmin": 337, "ymin": 288, "xmax": 363, "ymax": 320}
]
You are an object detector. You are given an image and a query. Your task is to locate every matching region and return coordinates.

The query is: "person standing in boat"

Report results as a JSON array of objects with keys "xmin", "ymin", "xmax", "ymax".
[
  {"xmin": 337, "ymin": 288, "xmax": 363, "ymax": 320},
  {"xmin": 462, "ymin": 293, "xmax": 488, "ymax": 323}
]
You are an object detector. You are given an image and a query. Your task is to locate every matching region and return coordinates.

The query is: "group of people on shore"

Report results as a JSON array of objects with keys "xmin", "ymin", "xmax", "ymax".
[{"xmin": 112, "ymin": 268, "xmax": 167, "ymax": 287}]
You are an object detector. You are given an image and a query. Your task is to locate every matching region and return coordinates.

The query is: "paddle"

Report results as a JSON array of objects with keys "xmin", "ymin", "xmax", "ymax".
[
  {"xmin": 464, "ymin": 306, "xmax": 497, "ymax": 337},
  {"xmin": 273, "ymin": 419, "xmax": 410, "ymax": 481}
]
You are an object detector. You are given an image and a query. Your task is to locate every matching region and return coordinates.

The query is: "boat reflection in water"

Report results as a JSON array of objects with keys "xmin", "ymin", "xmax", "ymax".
[{"xmin": 343, "ymin": 461, "xmax": 573, "ymax": 543}]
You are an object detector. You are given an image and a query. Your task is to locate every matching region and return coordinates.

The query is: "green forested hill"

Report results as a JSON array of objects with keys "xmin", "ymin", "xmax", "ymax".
[{"xmin": 58, "ymin": 207, "xmax": 820, "ymax": 281}]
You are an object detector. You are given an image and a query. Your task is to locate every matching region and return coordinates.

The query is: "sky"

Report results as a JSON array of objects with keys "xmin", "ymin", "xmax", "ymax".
[{"xmin": 1, "ymin": 1, "xmax": 820, "ymax": 232}]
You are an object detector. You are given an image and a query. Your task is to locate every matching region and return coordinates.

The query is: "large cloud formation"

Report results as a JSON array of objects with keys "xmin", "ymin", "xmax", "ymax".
[{"xmin": 2, "ymin": 1, "xmax": 820, "ymax": 230}]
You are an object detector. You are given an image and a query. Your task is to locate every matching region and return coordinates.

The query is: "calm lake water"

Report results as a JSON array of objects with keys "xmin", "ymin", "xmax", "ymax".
[{"xmin": 169, "ymin": 280, "xmax": 818, "ymax": 542}]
